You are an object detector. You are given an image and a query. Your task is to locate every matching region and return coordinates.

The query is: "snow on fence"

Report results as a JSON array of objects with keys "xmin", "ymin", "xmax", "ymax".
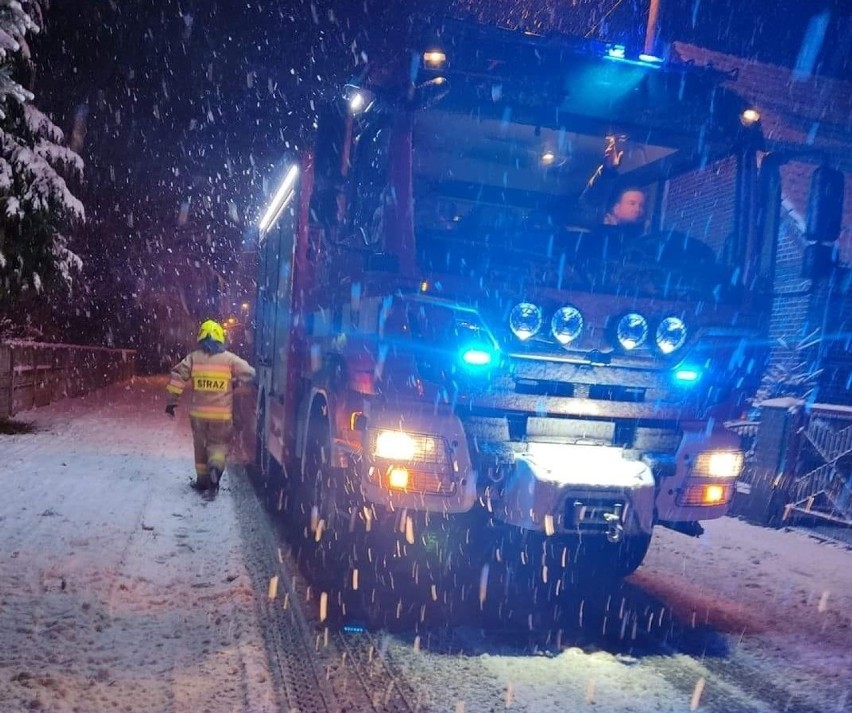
[{"xmin": 0, "ymin": 341, "xmax": 136, "ymax": 419}]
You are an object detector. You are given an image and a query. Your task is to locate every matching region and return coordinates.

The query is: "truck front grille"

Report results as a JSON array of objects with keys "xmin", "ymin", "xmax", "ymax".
[
  {"xmin": 565, "ymin": 497, "xmax": 626, "ymax": 531},
  {"xmin": 514, "ymin": 379, "xmax": 645, "ymax": 402}
]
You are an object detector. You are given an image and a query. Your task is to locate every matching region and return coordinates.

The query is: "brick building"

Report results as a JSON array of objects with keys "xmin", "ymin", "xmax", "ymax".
[{"xmin": 672, "ymin": 44, "xmax": 852, "ymax": 404}]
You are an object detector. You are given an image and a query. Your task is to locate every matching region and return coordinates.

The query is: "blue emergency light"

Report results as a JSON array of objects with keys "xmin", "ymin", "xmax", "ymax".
[
  {"xmin": 460, "ymin": 347, "xmax": 495, "ymax": 367},
  {"xmin": 674, "ymin": 368, "xmax": 701, "ymax": 383}
]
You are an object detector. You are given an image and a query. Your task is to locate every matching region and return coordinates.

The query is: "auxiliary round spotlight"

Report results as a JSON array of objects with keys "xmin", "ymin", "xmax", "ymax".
[
  {"xmin": 551, "ymin": 305, "xmax": 583, "ymax": 345},
  {"xmin": 509, "ymin": 302, "xmax": 543, "ymax": 341},
  {"xmin": 656, "ymin": 316, "xmax": 687, "ymax": 354},
  {"xmin": 616, "ymin": 313, "xmax": 648, "ymax": 350}
]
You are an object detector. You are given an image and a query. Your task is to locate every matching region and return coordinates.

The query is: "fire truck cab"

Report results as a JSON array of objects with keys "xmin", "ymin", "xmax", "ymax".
[{"xmin": 255, "ymin": 18, "xmax": 778, "ymax": 579}]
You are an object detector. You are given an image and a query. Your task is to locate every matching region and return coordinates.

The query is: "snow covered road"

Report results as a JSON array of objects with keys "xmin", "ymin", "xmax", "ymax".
[
  {"xmin": 1, "ymin": 377, "xmax": 850, "ymax": 713},
  {"xmin": 0, "ymin": 378, "xmax": 277, "ymax": 713}
]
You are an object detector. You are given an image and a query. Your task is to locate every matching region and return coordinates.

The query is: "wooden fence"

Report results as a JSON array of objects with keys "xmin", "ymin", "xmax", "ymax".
[{"xmin": 0, "ymin": 341, "xmax": 136, "ymax": 419}]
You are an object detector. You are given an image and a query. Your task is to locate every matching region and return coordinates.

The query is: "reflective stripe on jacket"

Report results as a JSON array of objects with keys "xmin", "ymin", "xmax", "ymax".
[{"xmin": 166, "ymin": 350, "xmax": 255, "ymax": 421}]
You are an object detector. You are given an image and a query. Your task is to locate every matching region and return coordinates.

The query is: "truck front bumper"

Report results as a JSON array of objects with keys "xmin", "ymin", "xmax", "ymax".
[{"xmin": 496, "ymin": 443, "xmax": 656, "ymax": 538}]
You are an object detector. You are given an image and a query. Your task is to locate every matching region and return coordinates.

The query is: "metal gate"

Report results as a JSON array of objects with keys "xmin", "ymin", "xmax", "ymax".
[
  {"xmin": 786, "ymin": 406, "xmax": 852, "ymax": 525},
  {"xmin": 732, "ymin": 399, "xmax": 852, "ymax": 528}
]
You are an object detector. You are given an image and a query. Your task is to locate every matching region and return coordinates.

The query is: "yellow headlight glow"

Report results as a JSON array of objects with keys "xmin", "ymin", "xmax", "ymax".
[
  {"xmin": 694, "ymin": 450, "xmax": 744, "ymax": 478},
  {"xmin": 704, "ymin": 484, "xmax": 726, "ymax": 503},
  {"xmin": 678, "ymin": 483, "xmax": 732, "ymax": 506},
  {"xmin": 374, "ymin": 430, "xmax": 416, "ymax": 460},
  {"xmin": 388, "ymin": 467, "xmax": 410, "ymax": 490}
]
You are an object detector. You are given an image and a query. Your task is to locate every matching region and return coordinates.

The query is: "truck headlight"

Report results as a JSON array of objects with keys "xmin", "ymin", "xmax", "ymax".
[
  {"xmin": 372, "ymin": 430, "xmax": 447, "ymax": 464},
  {"xmin": 693, "ymin": 450, "xmax": 744, "ymax": 478},
  {"xmin": 374, "ymin": 430, "xmax": 416, "ymax": 460}
]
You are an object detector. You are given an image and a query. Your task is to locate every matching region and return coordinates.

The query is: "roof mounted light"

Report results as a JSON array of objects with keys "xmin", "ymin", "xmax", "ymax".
[
  {"xmin": 343, "ymin": 84, "xmax": 373, "ymax": 115},
  {"xmin": 540, "ymin": 150, "xmax": 556, "ymax": 166},
  {"xmin": 349, "ymin": 92, "xmax": 366, "ymax": 112},
  {"xmin": 259, "ymin": 164, "xmax": 298, "ymax": 234},
  {"xmin": 740, "ymin": 108, "xmax": 761, "ymax": 126},
  {"xmin": 423, "ymin": 50, "xmax": 447, "ymax": 69},
  {"xmin": 638, "ymin": 53, "xmax": 663, "ymax": 64}
]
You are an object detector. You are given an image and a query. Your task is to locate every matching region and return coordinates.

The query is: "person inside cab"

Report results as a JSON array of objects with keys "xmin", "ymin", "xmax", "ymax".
[
  {"xmin": 165, "ymin": 319, "xmax": 256, "ymax": 493},
  {"xmin": 603, "ymin": 186, "xmax": 647, "ymax": 227}
]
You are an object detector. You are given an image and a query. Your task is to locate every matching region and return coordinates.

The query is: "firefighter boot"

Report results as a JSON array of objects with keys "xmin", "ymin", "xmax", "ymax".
[
  {"xmin": 191, "ymin": 474, "xmax": 212, "ymax": 492},
  {"xmin": 209, "ymin": 467, "xmax": 222, "ymax": 490}
]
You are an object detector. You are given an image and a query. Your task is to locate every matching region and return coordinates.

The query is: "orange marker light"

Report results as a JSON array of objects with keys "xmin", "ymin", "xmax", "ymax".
[
  {"xmin": 704, "ymin": 484, "xmax": 726, "ymax": 504},
  {"xmin": 388, "ymin": 467, "xmax": 410, "ymax": 490}
]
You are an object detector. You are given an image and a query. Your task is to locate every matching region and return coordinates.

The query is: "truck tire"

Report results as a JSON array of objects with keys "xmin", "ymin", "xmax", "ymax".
[
  {"xmin": 613, "ymin": 533, "xmax": 652, "ymax": 577},
  {"xmin": 299, "ymin": 411, "xmax": 380, "ymax": 624},
  {"xmin": 572, "ymin": 533, "xmax": 652, "ymax": 580}
]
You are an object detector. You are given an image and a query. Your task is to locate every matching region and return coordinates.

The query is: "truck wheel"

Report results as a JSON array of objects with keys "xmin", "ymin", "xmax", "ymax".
[
  {"xmin": 299, "ymin": 413, "xmax": 376, "ymax": 624},
  {"xmin": 613, "ymin": 533, "xmax": 652, "ymax": 577},
  {"xmin": 573, "ymin": 534, "xmax": 652, "ymax": 580}
]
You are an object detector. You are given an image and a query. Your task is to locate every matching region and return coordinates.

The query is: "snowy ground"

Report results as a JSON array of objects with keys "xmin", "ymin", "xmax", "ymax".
[
  {"xmin": 0, "ymin": 378, "xmax": 277, "ymax": 713},
  {"xmin": 0, "ymin": 377, "xmax": 850, "ymax": 713}
]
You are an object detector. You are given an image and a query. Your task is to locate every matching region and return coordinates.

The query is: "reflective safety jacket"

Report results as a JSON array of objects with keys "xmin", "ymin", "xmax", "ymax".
[{"xmin": 166, "ymin": 350, "xmax": 256, "ymax": 421}]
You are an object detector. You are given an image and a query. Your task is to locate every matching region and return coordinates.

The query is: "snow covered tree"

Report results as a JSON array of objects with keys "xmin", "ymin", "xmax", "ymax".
[{"xmin": 0, "ymin": 0, "xmax": 84, "ymax": 334}]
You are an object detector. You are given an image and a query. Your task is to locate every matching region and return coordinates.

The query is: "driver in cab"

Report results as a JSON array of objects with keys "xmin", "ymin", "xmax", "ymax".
[{"xmin": 603, "ymin": 187, "xmax": 647, "ymax": 227}]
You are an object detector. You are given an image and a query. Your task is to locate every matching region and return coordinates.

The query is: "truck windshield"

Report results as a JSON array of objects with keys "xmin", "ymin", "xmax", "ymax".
[{"xmin": 411, "ymin": 107, "xmax": 738, "ymax": 304}]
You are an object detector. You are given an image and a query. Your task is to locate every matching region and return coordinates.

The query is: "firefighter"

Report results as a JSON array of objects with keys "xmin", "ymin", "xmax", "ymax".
[
  {"xmin": 165, "ymin": 319, "xmax": 256, "ymax": 491},
  {"xmin": 603, "ymin": 186, "xmax": 647, "ymax": 227}
]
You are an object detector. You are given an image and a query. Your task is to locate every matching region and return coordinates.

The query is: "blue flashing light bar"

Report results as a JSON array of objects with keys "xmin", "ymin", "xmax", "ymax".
[
  {"xmin": 674, "ymin": 368, "xmax": 701, "ymax": 383},
  {"xmin": 603, "ymin": 49, "xmax": 665, "ymax": 69}
]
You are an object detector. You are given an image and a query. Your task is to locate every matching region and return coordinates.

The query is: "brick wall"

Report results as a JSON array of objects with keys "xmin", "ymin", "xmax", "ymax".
[
  {"xmin": 662, "ymin": 157, "xmax": 736, "ymax": 256},
  {"xmin": 766, "ymin": 210, "xmax": 811, "ymax": 371},
  {"xmin": 664, "ymin": 157, "xmax": 851, "ymax": 401}
]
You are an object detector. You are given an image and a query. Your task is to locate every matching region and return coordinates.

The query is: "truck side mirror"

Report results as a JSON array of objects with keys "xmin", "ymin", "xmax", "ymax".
[{"xmin": 806, "ymin": 166, "xmax": 844, "ymax": 243}]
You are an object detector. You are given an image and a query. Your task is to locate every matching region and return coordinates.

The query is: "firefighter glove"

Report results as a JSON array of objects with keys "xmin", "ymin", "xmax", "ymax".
[{"xmin": 165, "ymin": 404, "xmax": 177, "ymax": 417}]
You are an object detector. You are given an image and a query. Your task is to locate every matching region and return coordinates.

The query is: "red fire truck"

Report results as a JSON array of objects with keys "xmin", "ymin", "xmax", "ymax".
[{"xmin": 253, "ymin": 19, "xmax": 794, "ymax": 589}]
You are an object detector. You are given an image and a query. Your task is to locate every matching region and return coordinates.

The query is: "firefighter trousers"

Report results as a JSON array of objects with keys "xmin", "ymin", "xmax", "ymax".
[{"xmin": 190, "ymin": 417, "xmax": 233, "ymax": 485}]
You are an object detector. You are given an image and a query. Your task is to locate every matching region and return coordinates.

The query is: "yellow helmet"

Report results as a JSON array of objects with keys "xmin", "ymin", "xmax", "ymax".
[{"xmin": 197, "ymin": 319, "xmax": 225, "ymax": 344}]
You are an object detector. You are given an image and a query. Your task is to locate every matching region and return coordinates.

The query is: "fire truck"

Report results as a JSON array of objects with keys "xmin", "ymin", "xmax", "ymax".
[{"xmin": 253, "ymin": 18, "xmax": 798, "ymax": 589}]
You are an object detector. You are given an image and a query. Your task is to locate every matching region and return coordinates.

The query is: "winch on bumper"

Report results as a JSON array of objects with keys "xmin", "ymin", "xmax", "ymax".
[{"xmin": 495, "ymin": 443, "xmax": 656, "ymax": 542}]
